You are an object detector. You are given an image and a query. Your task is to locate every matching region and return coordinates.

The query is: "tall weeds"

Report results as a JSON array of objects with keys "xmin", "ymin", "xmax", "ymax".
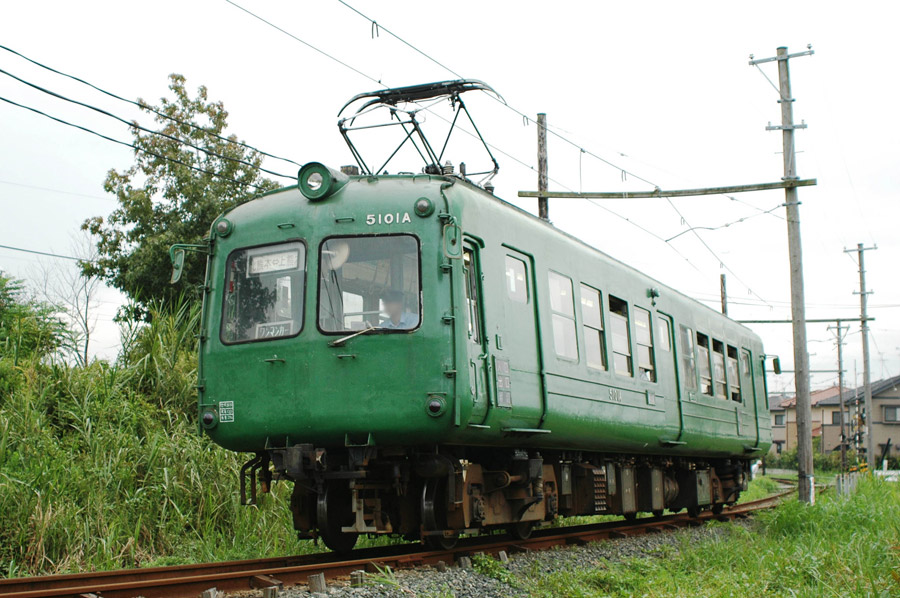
[{"xmin": 0, "ymin": 298, "xmax": 299, "ymax": 577}]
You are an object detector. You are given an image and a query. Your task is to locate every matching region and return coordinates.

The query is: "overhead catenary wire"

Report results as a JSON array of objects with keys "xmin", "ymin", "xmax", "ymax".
[
  {"xmin": 0, "ymin": 44, "xmax": 303, "ymax": 168},
  {"xmin": 663, "ymin": 196, "xmax": 773, "ymax": 308},
  {"xmin": 0, "ymin": 67, "xmax": 296, "ymax": 181},
  {"xmin": 0, "ymin": 95, "xmax": 271, "ymax": 193},
  {"xmin": 333, "ymin": 0, "xmax": 662, "ymax": 186},
  {"xmin": 664, "ymin": 203, "xmax": 785, "ymax": 242},
  {"xmin": 330, "ymin": 0, "xmax": 778, "ymax": 299},
  {"xmin": 223, "ymin": 0, "xmax": 708, "ymax": 274},
  {"xmin": 224, "ymin": 0, "xmax": 382, "ymax": 86}
]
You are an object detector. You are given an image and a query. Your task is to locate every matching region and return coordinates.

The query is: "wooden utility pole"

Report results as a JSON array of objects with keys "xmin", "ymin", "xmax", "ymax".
[
  {"xmin": 720, "ymin": 274, "xmax": 728, "ymax": 316},
  {"xmin": 750, "ymin": 45, "xmax": 815, "ymax": 503},
  {"xmin": 537, "ymin": 113, "xmax": 549, "ymax": 220},
  {"xmin": 846, "ymin": 243, "xmax": 877, "ymax": 469}
]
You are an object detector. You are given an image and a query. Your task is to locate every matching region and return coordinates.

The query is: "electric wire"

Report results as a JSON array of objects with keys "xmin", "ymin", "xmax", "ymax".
[
  {"xmin": 0, "ymin": 44, "xmax": 302, "ymax": 168},
  {"xmin": 0, "ymin": 67, "xmax": 296, "ymax": 181},
  {"xmin": 0, "ymin": 243, "xmax": 91, "ymax": 263},
  {"xmin": 664, "ymin": 203, "xmax": 784, "ymax": 242},
  {"xmin": 664, "ymin": 196, "xmax": 773, "ymax": 308},
  {"xmin": 330, "ymin": 0, "xmax": 779, "ymax": 297},
  {"xmin": 224, "ymin": 0, "xmax": 382, "ymax": 86},
  {"xmin": 0, "ymin": 179, "xmax": 114, "ymax": 202},
  {"xmin": 223, "ymin": 0, "xmax": 706, "ymax": 273},
  {"xmin": 333, "ymin": 0, "xmax": 660, "ymax": 187},
  {"xmin": 335, "ymin": 0, "xmax": 464, "ymax": 79},
  {"xmin": 0, "ymin": 95, "xmax": 270, "ymax": 193}
]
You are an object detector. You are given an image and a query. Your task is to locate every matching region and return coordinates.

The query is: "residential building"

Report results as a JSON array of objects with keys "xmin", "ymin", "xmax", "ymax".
[{"xmin": 768, "ymin": 374, "xmax": 900, "ymax": 460}]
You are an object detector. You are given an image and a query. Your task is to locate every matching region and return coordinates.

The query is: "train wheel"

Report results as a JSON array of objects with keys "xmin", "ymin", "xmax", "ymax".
[
  {"xmin": 623, "ymin": 512, "xmax": 638, "ymax": 522},
  {"xmin": 316, "ymin": 481, "xmax": 359, "ymax": 553},
  {"xmin": 509, "ymin": 520, "xmax": 534, "ymax": 540},
  {"xmin": 687, "ymin": 505, "xmax": 701, "ymax": 518},
  {"xmin": 652, "ymin": 510, "xmax": 664, "ymax": 518},
  {"xmin": 423, "ymin": 533, "xmax": 460, "ymax": 550},
  {"xmin": 422, "ymin": 477, "xmax": 459, "ymax": 549},
  {"xmin": 711, "ymin": 503, "xmax": 724, "ymax": 515}
]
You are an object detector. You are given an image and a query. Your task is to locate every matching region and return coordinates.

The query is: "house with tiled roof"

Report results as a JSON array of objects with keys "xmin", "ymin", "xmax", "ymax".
[
  {"xmin": 768, "ymin": 374, "xmax": 900, "ymax": 460},
  {"xmin": 817, "ymin": 374, "xmax": 900, "ymax": 459},
  {"xmin": 768, "ymin": 386, "xmax": 851, "ymax": 455}
]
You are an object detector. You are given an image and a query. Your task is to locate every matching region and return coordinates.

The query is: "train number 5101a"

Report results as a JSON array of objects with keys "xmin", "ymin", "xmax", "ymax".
[{"xmin": 366, "ymin": 212, "xmax": 412, "ymax": 225}]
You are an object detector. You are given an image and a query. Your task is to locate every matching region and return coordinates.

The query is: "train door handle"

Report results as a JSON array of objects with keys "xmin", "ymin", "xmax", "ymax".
[{"xmin": 263, "ymin": 356, "xmax": 286, "ymax": 364}]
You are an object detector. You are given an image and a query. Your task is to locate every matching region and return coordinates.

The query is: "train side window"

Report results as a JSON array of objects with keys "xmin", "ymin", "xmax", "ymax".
[
  {"xmin": 580, "ymin": 284, "xmax": 606, "ymax": 371},
  {"xmin": 680, "ymin": 325, "xmax": 698, "ymax": 391},
  {"xmin": 697, "ymin": 333, "xmax": 712, "ymax": 395},
  {"xmin": 657, "ymin": 317, "xmax": 671, "ymax": 352},
  {"xmin": 727, "ymin": 346, "xmax": 741, "ymax": 401},
  {"xmin": 463, "ymin": 248, "xmax": 482, "ymax": 344},
  {"xmin": 712, "ymin": 339, "xmax": 727, "ymax": 399},
  {"xmin": 609, "ymin": 295, "xmax": 632, "ymax": 376},
  {"xmin": 505, "ymin": 256, "xmax": 528, "ymax": 303},
  {"xmin": 634, "ymin": 307, "xmax": 655, "ymax": 382},
  {"xmin": 548, "ymin": 271, "xmax": 578, "ymax": 360}
]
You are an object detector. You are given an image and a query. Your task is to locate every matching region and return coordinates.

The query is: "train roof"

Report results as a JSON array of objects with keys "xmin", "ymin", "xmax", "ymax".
[{"xmin": 235, "ymin": 172, "xmax": 761, "ymax": 341}]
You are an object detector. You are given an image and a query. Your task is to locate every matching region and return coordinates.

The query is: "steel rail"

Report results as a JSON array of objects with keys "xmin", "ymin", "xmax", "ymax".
[{"xmin": 0, "ymin": 490, "xmax": 793, "ymax": 598}]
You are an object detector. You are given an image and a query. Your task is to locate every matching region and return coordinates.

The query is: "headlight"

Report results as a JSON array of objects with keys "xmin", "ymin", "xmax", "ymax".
[{"xmin": 297, "ymin": 162, "xmax": 349, "ymax": 201}]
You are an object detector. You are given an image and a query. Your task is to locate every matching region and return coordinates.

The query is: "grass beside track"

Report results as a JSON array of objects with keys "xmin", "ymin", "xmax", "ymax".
[{"xmin": 523, "ymin": 475, "xmax": 900, "ymax": 598}]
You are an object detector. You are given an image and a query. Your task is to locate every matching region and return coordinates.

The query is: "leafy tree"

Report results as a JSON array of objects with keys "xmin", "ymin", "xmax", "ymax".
[
  {"xmin": 0, "ymin": 272, "xmax": 66, "ymax": 395},
  {"xmin": 82, "ymin": 74, "xmax": 279, "ymax": 314}
]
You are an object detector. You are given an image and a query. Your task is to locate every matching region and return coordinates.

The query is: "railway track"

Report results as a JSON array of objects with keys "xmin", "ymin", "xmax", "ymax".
[{"xmin": 0, "ymin": 490, "xmax": 793, "ymax": 598}]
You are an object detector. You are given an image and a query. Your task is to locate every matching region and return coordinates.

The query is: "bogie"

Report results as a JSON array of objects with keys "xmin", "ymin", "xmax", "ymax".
[{"xmin": 273, "ymin": 446, "xmax": 746, "ymax": 549}]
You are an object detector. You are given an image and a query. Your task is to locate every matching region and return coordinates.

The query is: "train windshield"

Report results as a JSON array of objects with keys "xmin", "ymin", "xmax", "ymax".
[
  {"xmin": 318, "ymin": 235, "xmax": 420, "ymax": 333},
  {"xmin": 220, "ymin": 241, "xmax": 306, "ymax": 344}
]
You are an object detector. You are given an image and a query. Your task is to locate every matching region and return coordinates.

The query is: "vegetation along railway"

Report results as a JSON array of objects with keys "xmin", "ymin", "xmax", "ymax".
[
  {"xmin": 0, "ymin": 491, "xmax": 791, "ymax": 598},
  {"xmin": 166, "ymin": 80, "xmax": 774, "ymax": 553}
]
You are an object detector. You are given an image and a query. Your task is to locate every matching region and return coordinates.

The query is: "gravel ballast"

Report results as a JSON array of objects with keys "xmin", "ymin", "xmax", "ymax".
[{"xmin": 273, "ymin": 519, "xmax": 752, "ymax": 598}]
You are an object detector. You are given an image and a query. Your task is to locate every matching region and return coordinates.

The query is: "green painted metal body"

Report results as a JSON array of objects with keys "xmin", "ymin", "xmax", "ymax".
[{"xmin": 197, "ymin": 174, "xmax": 771, "ymax": 460}]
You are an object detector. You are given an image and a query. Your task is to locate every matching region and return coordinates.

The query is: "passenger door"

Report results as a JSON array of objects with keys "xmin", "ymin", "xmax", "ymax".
[
  {"xmin": 463, "ymin": 244, "xmax": 489, "ymax": 425},
  {"xmin": 655, "ymin": 313, "xmax": 682, "ymax": 441},
  {"xmin": 741, "ymin": 348, "xmax": 761, "ymax": 447},
  {"xmin": 495, "ymin": 248, "xmax": 543, "ymax": 427}
]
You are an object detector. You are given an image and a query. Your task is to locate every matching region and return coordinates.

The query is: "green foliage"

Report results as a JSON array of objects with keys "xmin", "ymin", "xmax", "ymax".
[
  {"xmin": 767, "ymin": 447, "xmax": 799, "ymax": 470},
  {"xmin": 366, "ymin": 564, "xmax": 402, "ymax": 588},
  {"xmin": 0, "ymin": 273, "xmax": 66, "ymax": 396},
  {"xmin": 81, "ymin": 75, "xmax": 279, "ymax": 313},
  {"xmin": 472, "ymin": 552, "xmax": 517, "ymax": 586},
  {"xmin": 736, "ymin": 474, "xmax": 780, "ymax": 503},
  {"xmin": 767, "ymin": 444, "xmax": 865, "ymax": 472},
  {"xmin": 0, "ymin": 300, "xmax": 302, "ymax": 577},
  {"xmin": 117, "ymin": 296, "xmax": 201, "ymax": 414},
  {"xmin": 0, "ymin": 274, "xmax": 65, "ymax": 363},
  {"xmin": 526, "ymin": 477, "xmax": 900, "ymax": 597}
]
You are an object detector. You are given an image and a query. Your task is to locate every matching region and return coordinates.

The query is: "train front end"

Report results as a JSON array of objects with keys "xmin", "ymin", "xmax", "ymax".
[{"xmin": 190, "ymin": 166, "xmax": 463, "ymax": 541}]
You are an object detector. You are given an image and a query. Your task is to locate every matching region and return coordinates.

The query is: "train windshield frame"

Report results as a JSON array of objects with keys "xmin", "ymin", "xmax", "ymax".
[
  {"xmin": 317, "ymin": 234, "xmax": 421, "ymax": 335},
  {"xmin": 219, "ymin": 241, "xmax": 307, "ymax": 345}
]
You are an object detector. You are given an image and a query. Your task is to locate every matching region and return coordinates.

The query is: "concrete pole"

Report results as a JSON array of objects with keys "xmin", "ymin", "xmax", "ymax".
[
  {"xmin": 537, "ymin": 113, "xmax": 549, "ymax": 220},
  {"xmin": 856, "ymin": 243, "xmax": 876, "ymax": 469},
  {"xmin": 776, "ymin": 46, "xmax": 814, "ymax": 503},
  {"xmin": 835, "ymin": 321, "xmax": 848, "ymax": 472}
]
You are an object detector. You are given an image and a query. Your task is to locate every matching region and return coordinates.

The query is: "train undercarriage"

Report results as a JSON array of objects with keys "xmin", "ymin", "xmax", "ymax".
[{"xmin": 241, "ymin": 445, "xmax": 751, "ymax": 552}]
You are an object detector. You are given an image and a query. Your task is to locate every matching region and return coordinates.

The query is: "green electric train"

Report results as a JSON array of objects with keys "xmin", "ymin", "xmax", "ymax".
[{"xmin": 173, "ymin": 82, "xmax": 772, "ymax": 552}]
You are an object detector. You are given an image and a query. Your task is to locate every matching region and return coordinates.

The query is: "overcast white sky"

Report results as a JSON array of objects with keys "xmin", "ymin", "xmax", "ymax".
[{"xmin": 1, "ymin": 1, "xmax": 897, "ymax": 392}]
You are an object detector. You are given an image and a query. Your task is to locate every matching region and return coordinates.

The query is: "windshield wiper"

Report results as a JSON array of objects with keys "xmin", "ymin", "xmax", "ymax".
[{"xmin": 328, "ymin": 323, "xmax": 384, "ymax": 347}]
